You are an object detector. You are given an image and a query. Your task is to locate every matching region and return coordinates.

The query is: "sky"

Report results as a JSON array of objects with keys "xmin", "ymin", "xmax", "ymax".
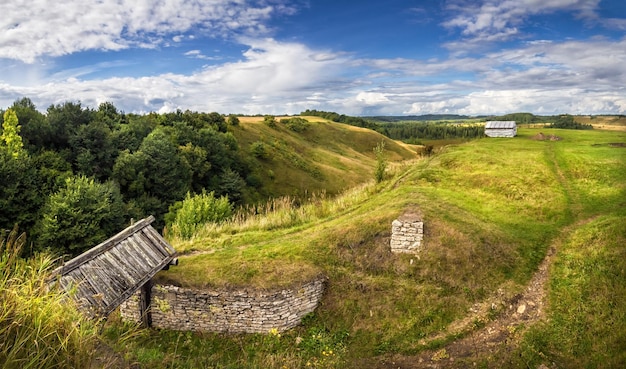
[{"xmin": 1, "ymin": 0, "xmax": 625, "ymax": 116}]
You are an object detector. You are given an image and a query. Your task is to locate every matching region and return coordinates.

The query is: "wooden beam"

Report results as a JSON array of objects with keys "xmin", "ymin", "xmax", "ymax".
[
  {"xmin": 140, "ymin": 279, "xmax": 152, "ymax": 328},
  {"xmin": 50, "ymin": 216, "xmax": 155, "ymax": 277}
]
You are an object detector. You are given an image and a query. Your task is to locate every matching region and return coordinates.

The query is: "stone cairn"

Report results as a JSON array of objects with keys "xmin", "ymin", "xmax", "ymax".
[{"xmin": 390, "ymin": 213, "xmax": 424, "ymax": 254}]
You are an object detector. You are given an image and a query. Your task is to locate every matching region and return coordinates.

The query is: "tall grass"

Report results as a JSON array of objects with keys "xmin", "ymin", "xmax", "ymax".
[
  {"xmin": 169, "ymin": 182, "xmax": 380, "ymax": 253},
  {"xmin": 0, "ymin": 226, "xmax": 98, "ymax": 369}
]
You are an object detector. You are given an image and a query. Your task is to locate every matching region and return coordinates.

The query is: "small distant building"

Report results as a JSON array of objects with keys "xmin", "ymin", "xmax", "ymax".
[{"xmin": 485, "ymin": 121, "xmax": 517, "ymax": 138}]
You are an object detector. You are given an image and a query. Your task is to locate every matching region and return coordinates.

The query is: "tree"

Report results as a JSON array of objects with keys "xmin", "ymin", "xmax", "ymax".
[
  {"xmin": 69, "ymin": 120, "xmax": 116, "ymax": 180},
  {"xmin": 36, "ymin": 175, "xmax": 126, "ymax": 256},
  {"xmin": 10, "ymin": 98, "xmax": 50, "ymax": 152},
  {"xmin": 1, "ymin": 109, "xmax": 24, "ymax": 158},
  {"xmin": 373, "ymin": 141, "xmax": 387, "ymax": 183},
  {"xmin": 112, "ymin": 129, "xmax": 192, "ymax": 223},
  {"xmin": 0, "ymin": 149, "xmax": 40, "ymax": 234}
]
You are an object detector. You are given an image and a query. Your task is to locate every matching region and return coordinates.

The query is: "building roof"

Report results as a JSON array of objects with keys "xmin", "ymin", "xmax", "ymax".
[
  {"xmin": 50, "ymin": 216, "xmax": 177, "ymax": 317},
  {"xmin": 485, "ymin": 121, "xmax": 517, "ymax": 129}
]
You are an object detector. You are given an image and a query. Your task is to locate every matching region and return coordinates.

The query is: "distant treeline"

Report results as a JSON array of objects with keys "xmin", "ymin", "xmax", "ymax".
[
  {"xmin": 303, "ymin": 110, "xmax": 593, "ymax": 143},
  {"xmin": 547, "ymin": 115, "xmax": 593, "ymax": 130},
  {"xmin": 302, "ymin": 109, "xmax": 485, "ymax": 142}
]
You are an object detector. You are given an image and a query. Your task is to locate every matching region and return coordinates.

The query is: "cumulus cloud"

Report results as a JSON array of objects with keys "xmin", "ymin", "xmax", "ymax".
[
  {"xmin": 0, "ymin": 38, "xmax": 348, "ymax": 114},
  {"xmin": 442, "ymin": 0, "xmax": 603, "ymax": 46},
  {"xmin": 0, "ymin": 0, "xmax": 293, "ymax": 63}
]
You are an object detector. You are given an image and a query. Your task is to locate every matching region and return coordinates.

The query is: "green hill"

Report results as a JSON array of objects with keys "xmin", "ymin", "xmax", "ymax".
[
  {"xmin": 232, "ymin": 115, "xmax": 418, "ymax": 199},
  {"xmin": 106, "ymin": 127, "xmax": 625, "ymax": 368}
]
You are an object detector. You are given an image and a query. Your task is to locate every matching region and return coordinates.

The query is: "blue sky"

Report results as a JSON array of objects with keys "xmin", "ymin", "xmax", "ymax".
[{"xmin": 1, "ymin": 0, "xmax": 625, "ymax": 115}]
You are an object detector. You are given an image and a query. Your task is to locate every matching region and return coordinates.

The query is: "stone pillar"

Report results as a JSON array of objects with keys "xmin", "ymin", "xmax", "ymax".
[{"xmin": 390, "ymin": 214, "xmax": 424, "ymax": 254}]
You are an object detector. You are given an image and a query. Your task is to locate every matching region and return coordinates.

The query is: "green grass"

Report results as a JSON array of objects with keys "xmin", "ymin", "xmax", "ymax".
[
  {"xmin": 1, "ymin": 227, "xmax": 99, "ymax": 369},
  {"xmin": 232, "ymin": 116, "xmax": 417, "ymax": 200},
  {"xmin": 105, "ymin": 128, "xmax": 626, "ymax": 368}
]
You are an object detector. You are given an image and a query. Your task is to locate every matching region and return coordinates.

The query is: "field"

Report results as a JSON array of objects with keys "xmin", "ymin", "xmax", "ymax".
[
  {"xmin": 102, "ymin": 127, "xmax": 625, "ymax": 368},
  {"xmin": 574, "ymin": 115, "xmax": 626, "ymax": 131}
]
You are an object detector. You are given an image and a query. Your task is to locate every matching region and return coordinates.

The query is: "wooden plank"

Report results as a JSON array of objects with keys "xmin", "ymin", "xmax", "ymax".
[
  {"xmin": 51, "ymin": 216, "xmax": 155, "ymax": 276},
  {"xmin": 109, "ymin": 247, "xmax": 143, "ymax": 282},
  {"xmin": 131, "ymin": 234, "xmax": 161, "ymax": 266},
  {"xmin": 141, "ymin": 227, "xmax": 176, "ymax": 257},
  {"xmin": 103, "ymin": 255, "xmax": 175, "ymax": 316},
  {"xmin": 140, "ymin": 280, "xmax": 152, "ymax": 327},
  {"xmin": 119, "ymin": 241, "xmax": 152, "ymax": 275}
]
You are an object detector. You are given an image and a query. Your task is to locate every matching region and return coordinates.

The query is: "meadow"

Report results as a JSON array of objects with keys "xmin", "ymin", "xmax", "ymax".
[{"xmin": 101, "ymin": 127, "xmax": 625, "ymax": 368}]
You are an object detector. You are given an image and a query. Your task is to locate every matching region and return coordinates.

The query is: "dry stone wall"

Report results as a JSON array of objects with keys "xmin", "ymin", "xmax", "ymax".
[
  {"xmin": 120, "ymin": 276, "xmax": 326, "ymax": 333},
  {"xmin": 390, "ymin": 214, "xmax": 424, "ymax": 254}
]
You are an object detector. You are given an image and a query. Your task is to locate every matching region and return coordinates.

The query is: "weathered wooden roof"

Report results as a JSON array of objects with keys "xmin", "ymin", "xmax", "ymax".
[
  {"xmin": 485, "ymin": 121, "xmax": 517, "ymax": 129},
  {"xmin": 50, "ymin": 216, "xmax": 177, "ymax": 317}
]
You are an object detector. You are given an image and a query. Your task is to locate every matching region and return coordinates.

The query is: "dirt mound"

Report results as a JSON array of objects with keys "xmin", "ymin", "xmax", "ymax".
[{"xmin": 531, "ymin": 132, "xmax": 561, "ymax": 141}]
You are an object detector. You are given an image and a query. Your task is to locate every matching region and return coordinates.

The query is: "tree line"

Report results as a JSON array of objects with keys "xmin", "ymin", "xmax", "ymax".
[
  {"xmin": 302, "ymin": 109, "xmax": 485, "ymax": 142},
  {"xmin": 1, "ymin": 98, "xmax": 253, "ymax": 257}
]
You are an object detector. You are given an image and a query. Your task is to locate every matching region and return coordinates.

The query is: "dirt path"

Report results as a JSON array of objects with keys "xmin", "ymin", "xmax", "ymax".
[
  {"xmin": 366, "ymin": 145, "xmax": 588, "ymax": 368},
  {"xmin": 369, "ymin": 242, "xmax": 556, "ymax": 369}
]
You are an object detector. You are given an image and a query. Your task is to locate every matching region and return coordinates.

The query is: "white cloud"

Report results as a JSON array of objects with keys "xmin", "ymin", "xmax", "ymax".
[
  {"xmin": 443, "ymin": 0, "xmax": 603, "ymax": 46},
  {"xmin": 0, "ymin": 0, "xmax": 292, "ymax": 63},
  {"xmin": 1, "ymin": 29, "xmax": 625, "ymax": 116},
  {"xmin": 0, "ymin": 38, "xmax": 348, "ymax": 115}
]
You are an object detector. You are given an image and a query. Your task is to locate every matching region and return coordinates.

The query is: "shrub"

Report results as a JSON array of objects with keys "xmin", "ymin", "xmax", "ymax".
[
  {"xmin": 170, "ymin": 191, "xmax": 233, "ymax": 239},
  {"xmin": 263, "ymin": 115, "xmax": 277, "ymax": 128},
  {"xmin": 227, "ymin": 115, "xmax": 240, "ymax": 126},
  {"xmin": 373, "ymin": 141, "xmax": 387, "ymax": 183},
  {"xmin": 250, "ymin": 141, "xmax": 272, "ymax": 160},
  {"xmin": 280, "ymin": 117, "xmax": 310, "ymax": 132}
]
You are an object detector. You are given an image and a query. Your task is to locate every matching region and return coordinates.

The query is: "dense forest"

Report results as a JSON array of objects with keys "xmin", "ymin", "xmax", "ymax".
[{"xmin": 1, "ymin": 98, "xmax": 253, "ymax": 257}]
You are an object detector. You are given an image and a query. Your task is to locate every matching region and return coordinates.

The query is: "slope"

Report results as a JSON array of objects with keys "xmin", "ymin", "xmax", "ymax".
[
  {"xmin": 233, "ymin": 116, "xmax": 417, "ymax": 200},
  {"xmin": 109, "ymin": 127, "xmax": 625, "ymax": 369}
]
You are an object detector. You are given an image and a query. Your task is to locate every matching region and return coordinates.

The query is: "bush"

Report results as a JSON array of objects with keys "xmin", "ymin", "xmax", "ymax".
[
  {"xmin": 263, "ymin": 115, "xmax": 277, "ymax": 128},
  {"xmin": 280, "ymin": 117, "xmax": 310, "ymax": 132},
  {"xmin": 250, "ymin": 141, "xmax": 272, "ymax": 160},
  {"xmin": 227, "ymin": 115, "xmax": 240, "ymax": 126},
  {"xmin": 373, "ymin": 141, "xmax": 387, "ymax": 183},
  {"xmin": 170, "ymin": 191, "xmax": 233, "ymax": 239}
]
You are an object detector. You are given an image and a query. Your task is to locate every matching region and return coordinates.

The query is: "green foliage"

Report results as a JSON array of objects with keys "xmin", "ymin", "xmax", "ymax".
[
  {"xmin": 373, "ymin": 141, "xmax": 387, "ymax": 183},
  {"xmin": 263, "ymin": 115, "xmax": 277, "ymax": 128},
  {"xmin": 169, "ymin": 190, "xmax": 233, "ymax": 239},
  {"xmin": 228, "ymin": 114, "xmax": 240, "ymax": 126},
  {"xmin": 250, "ymin": 140, "xmax": 272, "ymax": 159},
  {"xmin": 36, "ymin": 175, "xmax": 126, "ymax": 256},
  {"xmin": 1, "ymin": 109, "xmax": 24, "ymax": 158},
  {"xmin": 9, "ymin": 98, "xmax": 50, "ymax": 152},
  {"xmin": 0, "ymin": 226, "xmax": 98, "ymax": 368},
  {"xmin": 0, "ymin": 148, "xmax": 41, "ymax": 234},
  {"xmin": 280, "ymin": 117, "xmax": 310, "ymax": 132},
  {"xmin": 548, "ymin": 114, "xmax": 593, "ymax": 129},
  {"xmin": 112, "ymin": 129, "xmax": 192, "ymax": 221}
]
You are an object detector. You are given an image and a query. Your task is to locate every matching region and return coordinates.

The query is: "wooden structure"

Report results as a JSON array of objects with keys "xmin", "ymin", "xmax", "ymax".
[
  {"xmin": 50, "ymin": 216, "xmax": 177, "ymax": 321},
  {"xmin": 485, "ymin": 121, "xmax": 517, "ymax": 137}
]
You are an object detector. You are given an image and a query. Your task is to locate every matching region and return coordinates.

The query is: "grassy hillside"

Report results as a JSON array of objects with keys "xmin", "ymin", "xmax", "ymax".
[
  {"xmin": 574, "ymin": 115, "xmax": 626, "ymax": 131},
  {"xmin": 105, "ymin": 128, "xmax": 625, "ymax": 368},
  {"xmin": 233, "ymin": 116, "xmax": 417, "ymax": 199}
]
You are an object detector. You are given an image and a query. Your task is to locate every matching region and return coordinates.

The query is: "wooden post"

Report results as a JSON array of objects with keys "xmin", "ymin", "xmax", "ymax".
[{"xmin": 139, "ymin": 279, "xmax": 152, "ymax": 328}]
